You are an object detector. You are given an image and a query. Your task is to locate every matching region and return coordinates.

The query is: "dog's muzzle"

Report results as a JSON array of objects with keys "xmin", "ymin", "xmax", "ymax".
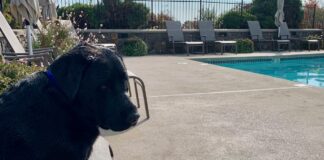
[{"xmin": 127, "ymin": 113, "xmax": 140, "ymax": 126}]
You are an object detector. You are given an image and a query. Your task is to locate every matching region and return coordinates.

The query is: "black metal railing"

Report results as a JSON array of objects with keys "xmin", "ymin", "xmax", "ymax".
[{"xmin": 56, "ymin": 0, "xmax": 323, "ymax": 29}]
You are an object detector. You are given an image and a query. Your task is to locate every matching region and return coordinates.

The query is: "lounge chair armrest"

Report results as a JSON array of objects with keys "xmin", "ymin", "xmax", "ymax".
[
  {"xmin": 33, "ymin": 47, "xmax": 54, "ymax": 52},
  {"xmin": 201, "ymin": 36, "xmax": 207, "ymax": 42},
  {"xmin": 169, "ymin": 36, "xmax": 174, "ymax": 43},
  {"xmin": 251, "ymin": 35, "xmax": 259, "ymax": 40},
  {"xmin": 3, "ymin": 50, "xmax": 51, "ymax": 56},
  {"xmin": 280, "ymin": 35, "xmax": 289, "ymax": 40}
]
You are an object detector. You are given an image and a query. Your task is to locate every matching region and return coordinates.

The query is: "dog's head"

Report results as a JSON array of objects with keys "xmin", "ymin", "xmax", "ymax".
[{"xmin": 47, "ymin": 44, "xmax": 139, "ymax": 131}]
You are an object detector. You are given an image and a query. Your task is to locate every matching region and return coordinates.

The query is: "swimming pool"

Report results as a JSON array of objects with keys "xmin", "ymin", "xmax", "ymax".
[{"xmin": 196, "ymin": 56, "xmax": 324, "ymax": 88}]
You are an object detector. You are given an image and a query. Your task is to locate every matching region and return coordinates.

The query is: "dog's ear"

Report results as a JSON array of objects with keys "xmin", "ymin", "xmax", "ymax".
[{"xmin": 47, "ymin": 48, "xmax": 93, "ymax": 102}]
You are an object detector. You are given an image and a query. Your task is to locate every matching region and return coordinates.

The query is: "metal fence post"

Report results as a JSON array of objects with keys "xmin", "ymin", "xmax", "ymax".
[
  {"xmin": 240, "ymin": 0, "xmax": 243, "ymax": 28},
  {"xmin": 199, "ymin": 0, "xmax": 202, "ymax": 20},
  {"xmin": 151, "ymin": 0, "xmax": 154, "ymax": 28},
  {"xmin": 312, "ymin": 4, "xmax": 316, "ymax": 28},
  {"xmin": 0, "ymin": 0, "xmax": 3, "ymax": 12}
]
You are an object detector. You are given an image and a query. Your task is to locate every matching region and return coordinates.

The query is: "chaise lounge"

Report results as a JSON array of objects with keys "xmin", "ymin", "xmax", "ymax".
[
  {"xmin": 0, "ymin": 11, "xmax": 53, "ymax": 66},
  {"xmin": 198, "ymin": 21, "xmax": 237, "ymax": 54},
  {"xmin": 279, "ymin": 22, "xmax": 320, "ymax": 51},
  {"xmin": 247, "ymin": 21, "xmax": 275, "ymax": 51},
  {"xmin": 166, "ymin": 21, "xmax": 204, "ymax": 56}
]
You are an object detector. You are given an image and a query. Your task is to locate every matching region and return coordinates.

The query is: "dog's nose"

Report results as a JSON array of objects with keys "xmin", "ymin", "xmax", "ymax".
[{"xmin": 127, "ymin": 113, "xmax": 140, "ymax": 126}]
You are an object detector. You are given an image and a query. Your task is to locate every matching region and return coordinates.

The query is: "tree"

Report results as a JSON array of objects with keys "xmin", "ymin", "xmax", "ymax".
[
  {"xmin": 200, "ymin": 8, "xmax": 218, "ymax": 27},
  {"xmin": 251, "ymin": 0, "xmax": 303, "ymax": 28},
  {"xmin": 102, "ymin": 0, "xmax": 150, "ymax": 29},
  {"xmin": 216, "ymin": 11, "xmax": 257, "ymax": 29},
  {"xmin": 302, "ymin": 0, "xmax": 324, "ymax": 28},
  {"xmin": 151, "ymin": 12, "xmax": 174, "ymax": 29},
  {"xmin": 58, "ymin": 3, "xmax": 104, "ymax": 29},
  {"xmin": 183, "ymin": 20, "xmax": 198, "ymax": 29}
]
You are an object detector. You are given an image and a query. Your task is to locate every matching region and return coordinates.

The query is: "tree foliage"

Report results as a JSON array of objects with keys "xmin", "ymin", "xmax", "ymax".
[
  {"xmin": 58, "ymin": 3, "xmax": 104, "ymax": 29},
  {"xmin": 200, "ymin": 8, "xmax": 218, "ymax": 27},
  {"xmin": 302, "ymin": 0, "xmax": 324, "ymax": 28},
  {"xmin": 2, "ymin": 0, "xmax": 21, "ymax": 28},
  {"xmin": 151, "ymin": 12, "xmax": 174, "ymax": 29},
  {"xmin": 102, "ymin": 0, "xmax": 150, "ymax": 29},
  {"xmin": 251, "ymin": 0, "xmax": 303, "ymax": 28},
  {"xmin": 216, "ymin": 11, "xmax": 257, "ymax": 29}
]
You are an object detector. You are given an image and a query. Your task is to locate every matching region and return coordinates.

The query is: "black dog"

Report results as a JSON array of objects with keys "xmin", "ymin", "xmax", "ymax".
[{"xmin": 0, "ymin": 44, "xmax": 139, "ymax": 160}]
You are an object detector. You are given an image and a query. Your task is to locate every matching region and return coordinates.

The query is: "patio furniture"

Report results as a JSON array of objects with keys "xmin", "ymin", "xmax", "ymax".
[
  {"xmin": 166, "ymin": 21, "xmax": 204, "ymax": 55},
  {"xmin": 277, "ymin": 22, "xmax": 292, "ymax": 51},
  {"xmin": 247, "ymin": 21, "xmax": 275, "ymax": 51},
  {"xmin": 2, "ymin": 48, "xmax": 54, "ymax": 67},
  {"xmin": 127, "ymin": 70, "xmax": 150, "ymax": 119},
  {"xmin": 0, "ymin": 11, "xmax": 54, "ymax": 66},
  {"xmin": 279, "ymin": 22, "xmax": 319, "ymax": 51},
  {"xmin": 94, "ymin": 43, "xmax": 116, "ymax": 51},
  {"xmin": 198, "ymin": 21, "xmax": 237, "ymax": 54}
]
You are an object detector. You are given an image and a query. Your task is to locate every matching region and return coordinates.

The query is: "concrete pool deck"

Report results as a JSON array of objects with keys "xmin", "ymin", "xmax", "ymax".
[{"xmin": 101, "ymin": 51, "xmax": 324, "ymax": 160}]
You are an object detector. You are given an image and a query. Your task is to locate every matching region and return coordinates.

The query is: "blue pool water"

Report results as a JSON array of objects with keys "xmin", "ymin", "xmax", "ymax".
[{"xmin": 198, "ymin": 56, "xmax": 324, "ymax": 88}]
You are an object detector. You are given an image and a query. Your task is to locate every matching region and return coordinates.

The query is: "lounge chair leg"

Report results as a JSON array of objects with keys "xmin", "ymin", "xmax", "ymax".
[
  {"xmin": 172, "ymin": 42, "xmax": 175, "ymax": 54},
  {"xmin": 308, "ymin": 42, "xmax": 310, "ymax": 52},
  {"xmin": 289, "ymin": 43, "xmax": 291, "ymax": 52},
  {"xmin": 205, "ymin": 43, "xmax": 208, "ymax": 54},
  {"xmin": 221, "ymin": 44, "xmax": 224, "ymax": 55},
  {"xmin": 134, "ymin": 80, "xmax": 140, "ymax": 109},
  {"xmin": 202, "ymin": 44, "xmax": 205, "ymax": 54},
  {"xmin": 137, "ymin": 79, "xmax": 150, "ymax": 119},
  {"xmin": 235, "ymin": 44, "xmax": 238, "ymax": 54},
  {"xmin": 128, "ymin": 80, "xmax": 132, "ymax": 97},
  {"xmin": 186, "ymin": 45, "xmax": 189, "ymax": 56}
]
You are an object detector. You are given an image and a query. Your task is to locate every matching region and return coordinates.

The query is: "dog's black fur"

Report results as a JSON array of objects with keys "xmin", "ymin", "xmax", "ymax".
[{"xmin": 0, "ymin": 44, "xmax": 139, "ymax": 160}]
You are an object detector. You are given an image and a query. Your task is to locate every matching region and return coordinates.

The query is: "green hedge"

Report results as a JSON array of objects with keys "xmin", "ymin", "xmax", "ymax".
[
  {"xmin": 217, "ymin": 11, "xmax": 257, "ymax": 29},
  {"xmin": 119, "ymin": 38, "xmax": 148, "ymax": 56},
  {"xmin": 103, "ymin": 1, "xmax": 150, "ymax": 29},
  {"xmin": 0, "ymin": 62, "xmax": 43, "ymax": 94},
  {"xmin": 237, "ymin": 39, "xmax": 254, "ymax": 53}
]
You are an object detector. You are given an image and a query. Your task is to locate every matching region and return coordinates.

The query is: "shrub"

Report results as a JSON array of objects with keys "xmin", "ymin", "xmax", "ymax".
[
  {"xmin": 0, "ymin": 62, "xmax": 43, "ymax": 94},
  {"xmin": 237, "ymin": 39, "xmax": 254, "ymax": 53},
  {"xmin": 119, "ymin": 37, "xmax": 148, "ymax": 56},
  {"xmin": 216, "ymin": 11, "xmax": 257, "ymax": 29},
  {"xmin": 35, "ymin": 21, "xmax": 78, "ymax": 58},
  {"xmin": 58, "ymin": 3, "xmax": 104, "ymax": 29}
]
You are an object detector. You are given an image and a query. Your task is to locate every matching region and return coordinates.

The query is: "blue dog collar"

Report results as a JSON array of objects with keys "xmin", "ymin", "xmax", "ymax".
[{"xmin": 43, "ymin": 71, "xmax": 65, "ymax": 94}]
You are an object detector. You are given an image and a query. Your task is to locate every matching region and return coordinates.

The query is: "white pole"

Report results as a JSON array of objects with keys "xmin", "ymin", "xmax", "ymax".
[{"xmin": 27, "ymin": 25, "xmax": 33, "ymax": 55}]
